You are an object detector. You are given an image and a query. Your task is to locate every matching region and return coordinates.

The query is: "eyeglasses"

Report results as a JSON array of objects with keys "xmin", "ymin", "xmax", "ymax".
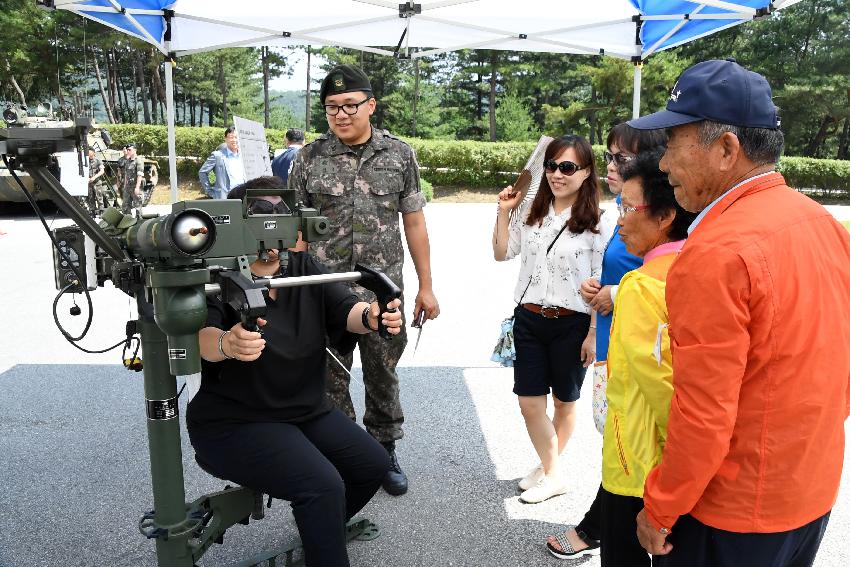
[
  {"xmin": 617, "ymin": 204, "xmax": 651, "ymax": 218},
  {"xmin": 324, "ymin": 97, "xmax": 371, "ymax": 116},
  {"xmin": 543, "ymin": 159, "xmax": 585, "ymax": 176},
  {"xmin": 604, "ymin": 151, "xmax": 634, "ymax": 165},
  {"xmin": 248, "ymin": 199, "xmax": 291, "ymax": 215}
]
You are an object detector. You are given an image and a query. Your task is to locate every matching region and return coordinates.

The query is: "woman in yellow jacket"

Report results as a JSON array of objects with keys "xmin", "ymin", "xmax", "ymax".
[{"xmin": 598, "ymin": 149, "xmax": 695, "ymax": 567}]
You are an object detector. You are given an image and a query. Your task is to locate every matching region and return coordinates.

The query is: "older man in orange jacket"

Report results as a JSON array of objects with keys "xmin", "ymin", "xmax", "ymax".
[{"xmin": 628, "ymin": 59, "xmax": 850, "ymax": 567}]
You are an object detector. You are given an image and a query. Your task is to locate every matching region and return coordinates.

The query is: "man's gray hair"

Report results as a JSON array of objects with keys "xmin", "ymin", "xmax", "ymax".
[{"xmin": 697, "ymin": 121, "xmax": 784, "ymax": 165}]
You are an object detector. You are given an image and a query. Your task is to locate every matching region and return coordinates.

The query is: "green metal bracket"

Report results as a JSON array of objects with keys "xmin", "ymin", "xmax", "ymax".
[{"xmin": 224, "ymin": 517, "xmax": 380, "ymax": 567}]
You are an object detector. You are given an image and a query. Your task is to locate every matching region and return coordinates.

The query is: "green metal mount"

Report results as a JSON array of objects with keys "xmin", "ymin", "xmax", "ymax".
[
  {"xmin": 225, "ymin": 517, "xmax": 381, "ymax": 567},
  {"xmin": 137, "ymin": 291, "xmax": 381, "ymax": 566},
  {"xmin": 139, "ymin": 483, "xmax": 381, "ymax": 567}
]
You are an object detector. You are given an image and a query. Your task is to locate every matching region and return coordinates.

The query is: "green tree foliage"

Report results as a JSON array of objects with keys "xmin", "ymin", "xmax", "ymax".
[
  {"xmin": 2, "ymin": 3, "xmax": 847, "ymax": 160},
  {"xmin": 539, "ymin": 53, "xmax": 688, "ymax": 142},
  {"xmin": 268, "ymin": 105, "xmax": 300, "ymax": 131},
  {"xmin": 495, "ymin": 93, "xmax": 538, "ymax": 141},
  {"xmin": 383, "ymin": 80, "xmax": 455, "ymax": 139},
  {"xmin": 436, "ymin": 50, "xmax": 498, "ymax": 140},
  {"xmin": 0, "ymin": 0, "xmax": 61, "ymax": 105},
  {"xmin": 675, "ymin": 0, "xmax": 850, "ymax": 158}
]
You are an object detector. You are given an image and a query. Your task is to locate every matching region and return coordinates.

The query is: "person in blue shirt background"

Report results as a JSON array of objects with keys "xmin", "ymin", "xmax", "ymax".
[{"xmin": 199, "ymin": 126, "xmax": 246, "ymax": 199}]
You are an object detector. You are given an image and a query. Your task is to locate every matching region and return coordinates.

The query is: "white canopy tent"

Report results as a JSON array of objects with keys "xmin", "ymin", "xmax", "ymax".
[{"xmin": 46, "ymin": 0, "xmax": 805, "ymax": 200}]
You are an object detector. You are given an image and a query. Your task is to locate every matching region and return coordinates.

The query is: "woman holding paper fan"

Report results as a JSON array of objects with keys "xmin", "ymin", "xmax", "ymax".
[{"xmin": 492, "ymin": 134, "xmax": 614, "ymax": 504}]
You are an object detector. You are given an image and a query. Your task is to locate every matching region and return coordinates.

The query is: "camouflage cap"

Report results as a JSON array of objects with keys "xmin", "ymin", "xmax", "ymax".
[{"xmin": 319, "ymin": 64, "xmax": 373, "ymax": 103}]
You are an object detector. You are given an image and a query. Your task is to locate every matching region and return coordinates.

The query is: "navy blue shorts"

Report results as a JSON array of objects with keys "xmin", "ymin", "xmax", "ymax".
[{"xmin": 512, "ymin": 305, "xmax": 590, "ymax": 402}]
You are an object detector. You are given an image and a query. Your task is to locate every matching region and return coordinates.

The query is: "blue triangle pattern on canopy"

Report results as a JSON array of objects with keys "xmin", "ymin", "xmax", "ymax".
[
  {"xmin": 75, "ymin": 0, "xmax": 173, "ymax": 48},
  {"xmin": 632, "ymin": 0, "xmax": 770, "ymax": 55}
]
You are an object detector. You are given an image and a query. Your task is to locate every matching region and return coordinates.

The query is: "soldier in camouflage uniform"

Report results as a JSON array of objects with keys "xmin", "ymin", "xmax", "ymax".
[
  {"xmin": 87, "ymin": 148, "xmax": 107, "ymax": 211},
  {"xmin": 117, "ymin": 142, "xmax": 144, "ymax": 214},
  {"xmin": 290, "ymin": 64, "xmax": 440, "ymax": 496}
]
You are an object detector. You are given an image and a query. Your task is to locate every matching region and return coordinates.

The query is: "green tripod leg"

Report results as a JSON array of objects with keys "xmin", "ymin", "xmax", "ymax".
[{"xmin": 136, "ymin": 295, "xmax": 198, "ymax": 567}]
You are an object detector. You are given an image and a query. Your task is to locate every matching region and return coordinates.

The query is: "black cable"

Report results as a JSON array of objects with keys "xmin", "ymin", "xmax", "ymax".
[
  {"xmin": 69, "ymin": 337, "xmax": 128, "ymax": 355},
  {"xmin": 51, "ymin": 280, "xmax": 127, "ymax": 354},
  {"xmin": 121, "ymin": 334, "xmax": 142, "ymax": 366},
  {"xmin": 53, "ymin": 281, "xmax": 93, "ymax": 341},
  {"xmin": 4, "ymin": 155, "xmax": 125, "ymax": 354},
  {"xmin": 4, "ymin": 155, "xmax": 95, "ymax": 333}
]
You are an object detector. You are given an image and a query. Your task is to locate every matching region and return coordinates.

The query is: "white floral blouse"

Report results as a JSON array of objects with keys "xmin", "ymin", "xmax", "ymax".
[{"xmin": 506, "ymin": 201, "xmax": 615, "ymax": 313}]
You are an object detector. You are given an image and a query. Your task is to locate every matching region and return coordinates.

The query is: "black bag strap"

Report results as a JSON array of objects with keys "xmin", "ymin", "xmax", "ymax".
[
  {"xmin": 546, "ymin": 221, "xmax": 569, "ymax": 255},
  {"xmin": 516, "ymin": 221, "xmax": 569, "ymax": 306}
]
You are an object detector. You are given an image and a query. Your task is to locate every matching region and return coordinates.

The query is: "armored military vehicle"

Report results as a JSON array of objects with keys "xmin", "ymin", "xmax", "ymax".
[{"xmin": 0, "ymin": 102, "xmax": 158, "ymax": 213}]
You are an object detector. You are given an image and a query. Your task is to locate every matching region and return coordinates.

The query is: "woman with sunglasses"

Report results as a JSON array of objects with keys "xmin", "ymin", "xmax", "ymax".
[
  {"xmin": 493, "ymin": 135, "xmax": 613, "ymax": 504},
  {"xmin": 546, "ymin": 124, "xmax": 667, "ymax": 559},
  {"xmin": 186, "ymin": 178, "xmax": 401, "ymax": 567}
]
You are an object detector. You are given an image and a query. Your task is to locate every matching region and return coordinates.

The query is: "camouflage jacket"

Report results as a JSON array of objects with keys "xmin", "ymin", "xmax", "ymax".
[
  {"xmin": 289, "ymin": 127, "xmax": 426, "ymax": 297},
  {"xmin": 88, "ymin": 157, "xmax": 105, "ymax": 187},
  {"xmin": 117, "ymin": 155, "xmax": 145, "ymax": 189}
]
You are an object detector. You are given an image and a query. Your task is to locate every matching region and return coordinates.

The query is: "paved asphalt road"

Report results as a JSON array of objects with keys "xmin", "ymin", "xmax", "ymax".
[{"xmin": 1, "ymin": 202, "xmax": 849, "ymax": 567}]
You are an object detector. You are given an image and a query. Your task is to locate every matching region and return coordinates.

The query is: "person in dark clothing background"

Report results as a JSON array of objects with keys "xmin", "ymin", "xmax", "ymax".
[
  {"xmin": 272, "ymin": 128, "xmax": 304, "ymax": 185},
  {"xmin": 186, "ymin": 180, "xmax": 402, "ymax": 567}
]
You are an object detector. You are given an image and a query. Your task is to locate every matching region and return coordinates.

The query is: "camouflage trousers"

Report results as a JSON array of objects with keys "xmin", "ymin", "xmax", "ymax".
[
  {"xmin": 326, "ymin": 319, "xmax": 408, "ymax": 444},
  {"xmin": 88, "ymin": 182, "xmax": 108, "ymax": 209},
  {"xmin": 121, "ymin": 183, "xmax": 139, "ymax": 214}
]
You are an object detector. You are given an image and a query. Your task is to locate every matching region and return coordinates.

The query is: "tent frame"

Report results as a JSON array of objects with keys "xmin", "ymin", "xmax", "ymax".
[{"xmin": 49, "ymin": 0, "xmax": 803, "ymax": 201}]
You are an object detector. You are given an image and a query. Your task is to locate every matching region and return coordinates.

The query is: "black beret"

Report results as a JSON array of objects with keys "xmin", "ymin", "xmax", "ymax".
[
  {"xmin": 122, "ymin": 142, "xmax": 136, "ymax": 149},
  {"xmin": 320, "ymin": 65, "xmax": 373, "ymax": 103}
]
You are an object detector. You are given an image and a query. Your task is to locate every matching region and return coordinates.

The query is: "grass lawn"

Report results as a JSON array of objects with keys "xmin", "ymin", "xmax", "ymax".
[
  {"xmin": 842, "ymin": 221, "xmax": 850, "ymax": 232},
  {"xmin": 149, "ymin": 181, "xmax": 206, "ymax": 204}
]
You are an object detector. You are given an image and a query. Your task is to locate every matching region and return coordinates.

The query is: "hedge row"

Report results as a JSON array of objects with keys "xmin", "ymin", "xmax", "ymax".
[
  {"xmin": 104, "ymin": 124, "xmax": 850, "ymax": 194},
  {"xmin": 775, "ymin": 157, "xmax": 850, "ymax": 196}
]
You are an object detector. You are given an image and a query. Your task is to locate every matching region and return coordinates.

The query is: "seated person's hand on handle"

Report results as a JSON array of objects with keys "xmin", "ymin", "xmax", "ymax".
[{"xmin": 222, "ymin": 319, "xmax": 267, "ymax": 362}]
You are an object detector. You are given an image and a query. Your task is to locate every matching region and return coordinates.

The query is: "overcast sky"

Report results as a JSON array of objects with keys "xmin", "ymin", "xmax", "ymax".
[{"xmin": 268, "ymin": 47, "xmax": 327, "ymax": 92}]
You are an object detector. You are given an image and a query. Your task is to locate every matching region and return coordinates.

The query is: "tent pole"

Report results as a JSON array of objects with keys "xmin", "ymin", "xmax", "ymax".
[
  {"xmin": 165, "ymin": 58, "xmax": 178, "ymax": 203},
  {"xmin": 305, "ymin": 47, "xmax": 312, "ymax": 131},
  {"xmin": 412, "ymin": 55, "xmax": 419, "ymax": 137},
  {"xmin": 632, "ymin": 62, "xmax": 642, "ymax": 120}
]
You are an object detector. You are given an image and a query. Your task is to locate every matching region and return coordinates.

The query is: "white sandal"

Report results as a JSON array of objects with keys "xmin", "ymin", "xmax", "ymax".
[{"xmin": 546, "ymin": 526, "xmax": 601, "ymax": 559}]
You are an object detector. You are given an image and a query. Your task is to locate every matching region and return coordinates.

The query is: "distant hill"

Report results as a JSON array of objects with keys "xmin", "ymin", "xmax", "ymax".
[
  {"xmin": 77, "ymin": 88, "xmax": 309, "ymax": 130},
  {"xmin": 270, "ymin": 90, "xmax": 307, "ymax": 127}
]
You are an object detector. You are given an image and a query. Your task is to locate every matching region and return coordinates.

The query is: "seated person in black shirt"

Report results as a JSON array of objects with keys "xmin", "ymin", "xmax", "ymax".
[{"xmin": 188, "ymin": 178, "xmax": 401, "ymax": 567}]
